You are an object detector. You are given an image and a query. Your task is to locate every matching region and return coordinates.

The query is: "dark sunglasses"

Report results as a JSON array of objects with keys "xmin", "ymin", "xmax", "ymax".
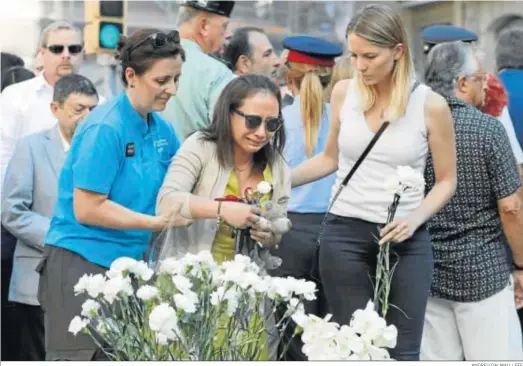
[
  {"xmin": 127, "ymin": 30, "xmax": 180, "ymax": 58},
  {"xmin": 47, "ymin": 44, "xmax": 83, "ymax": 55},
  {"xmin": 233, "ymin": 108, "xmax": 283, "ymax": 133}
]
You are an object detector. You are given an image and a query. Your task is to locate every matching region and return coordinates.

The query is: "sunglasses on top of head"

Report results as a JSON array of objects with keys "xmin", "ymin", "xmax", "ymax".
[
  {"xmin": 46, "ymin": 44, "xmax": 83, "ymax": 55},
  {"xmin": 232, "ymin": 108, "xmax": 283, "ymax": 133},
  {"xmin": 127, "ymin": 30, "xmax": 180, "ymax": 58}
]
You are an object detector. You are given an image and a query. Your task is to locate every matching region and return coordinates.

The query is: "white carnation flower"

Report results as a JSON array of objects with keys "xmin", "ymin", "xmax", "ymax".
[
  {"xmin": 81, "ymin": 299, "xmax": 101, "ymax": 318},
  {"xmin": 133, "ymin": 261, "xmax": 154, "ymax": 281},
  {"xmin": 68, "ymin": 316, "xmax": 89, "ymax": 336},
  {"xmin": 108, "ymin": 258, "xmax": 153, "ymax": 282},
  {"xmin": 397, "ymin": 165, "xmax": 425, "ymax": 191},
  {"xmin": 159, "ymin": 257, "xmax": 185, "ymax": 275},
  {"xmin": 224, "ymin": 290, "xmax": 240, "ymax": 316},
  {"xmin": 173, "ymin": 291, "xmax": 199, "ymax": 313},
  {"xmin": 86, "ymin": 274, "xmax": 107, "ymax": 298},
  {"xmin": 103, "ymin": 276, "xmax": 133, "ymax": 304},
  {"xmin": 385, "ymin": 176, "xmax": 403, "ymax": 196},
  {"xmin": 350, "ymin": 301, "xmax": 386, "ymax": 341},
  {"xmin": 136, "ymin": 285, "xmax": 159, "ymax": 301},
  {"xmin": 196, "ymin": 250, "xmax": 216, "ymax": 265},
  {"xmin": 210, "ymin": 287, "xmax": 226, "ymax": 306},
  {"xmin": 149, "ymin": 303, "xmax": 179, "ymax": 343},
  {"xmin": 74, "ymin": 274, "xmax": 90, "ymax": 295},
  {"xmin": 74, "ymin": 274, "xmax": 106, "ymax": 298},
  {"xmin": 107, "ymin": 257, "xmax": 138, "ymax": 278},
  {"xmin": 256, "ymin": 180, "xmax": 272, "ymax": 195},
  {"xmin": 368, "ymin": 344, "xmax": 391, "ymax": 360},
  {"xmin": 372, "ymin": 324, "xmax": 398, "ymax": 349},
  {"xmin": 172, "ymin": 275, "xmax": 193, "ymax": 294},
  {"xmin": 289, "ymin": 278, "xmax": 317, "ymax": 301}
]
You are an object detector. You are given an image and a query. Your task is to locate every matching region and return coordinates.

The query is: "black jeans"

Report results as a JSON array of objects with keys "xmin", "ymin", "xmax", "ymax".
[
  {"xmin": 269, "ymin": 212, "xmax": 328, "ymax": 361},
  {"xmin": 318, "ymin": 214, "xmax": 434, "ymax": 361}
]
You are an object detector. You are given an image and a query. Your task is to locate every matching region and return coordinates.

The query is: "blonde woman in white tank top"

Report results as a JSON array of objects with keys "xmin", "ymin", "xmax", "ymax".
[{"xmin": 291, "ymin": 5, "xmax": 457, "ymax": 361}]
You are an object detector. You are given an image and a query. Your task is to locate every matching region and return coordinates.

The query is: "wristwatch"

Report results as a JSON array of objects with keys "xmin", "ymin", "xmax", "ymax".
[{"xmin": 514, "ymin": 262, "xmax": 523, "ymax": 271}]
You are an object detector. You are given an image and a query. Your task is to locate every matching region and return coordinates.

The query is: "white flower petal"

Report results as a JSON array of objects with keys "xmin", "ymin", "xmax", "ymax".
[
  {"xmin": 81, "ymin": 299, "xmax": 101, "ymax": 318},
  {"xmin": 68, "ymin": 316, "xmax": 89, "ymax": 336},
  {"xmin": 149, "ymin": 303, "xmax": 179, "ymax": 342},
  {"xmin": 256, "ymin": 181, "xmax": 272, "ymax": 195},
  {"xmin": 136, "ymin": 285, "xmax": 159, "ymax": 301}
]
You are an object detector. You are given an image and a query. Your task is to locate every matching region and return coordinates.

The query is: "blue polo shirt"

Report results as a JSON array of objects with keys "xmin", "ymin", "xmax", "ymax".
[
  {"xmin": 45, "ymin": 92, "xmax": 180, "ymax": 268},
  {"xmin": 283, "ymin": 96, "xmax": 335, "ymax": 213},
  {"xmin": 498, "ymin": 69, "xmax": 523, "ymax": 148}
]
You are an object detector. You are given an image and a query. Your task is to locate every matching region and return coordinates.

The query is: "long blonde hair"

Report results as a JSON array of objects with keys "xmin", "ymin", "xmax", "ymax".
[
  {"xmin": 346, "ymin": 4, "xmax": 415, "ymax": 121},
  {"xmin": 286, "ymin": 62, "xmax": 333, "ymax": 157}
]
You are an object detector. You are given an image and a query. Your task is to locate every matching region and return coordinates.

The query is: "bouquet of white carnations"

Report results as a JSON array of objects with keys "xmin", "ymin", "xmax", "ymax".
[
  {"xmin": 293, "ymin": 301, "xmax": 398, "ymax": 360},
  {"xmin": 69, "ymin": 251, "xmax": 397, "ymax": 360}
]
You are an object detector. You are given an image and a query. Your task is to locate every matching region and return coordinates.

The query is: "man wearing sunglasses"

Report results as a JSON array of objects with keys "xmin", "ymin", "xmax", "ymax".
[
  {"xmin": 160, "ymin": 1, "xmax": 235, "ymax": 140},
  {"xmin": 1, "ymin": 21, "xmax": 85, "ymax": 195}
]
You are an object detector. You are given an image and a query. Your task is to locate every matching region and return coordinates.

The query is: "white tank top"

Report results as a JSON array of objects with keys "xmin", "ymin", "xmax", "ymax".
[{"xmin": 330, "ymin": 80, "xmax": 430, "ymax": 224}]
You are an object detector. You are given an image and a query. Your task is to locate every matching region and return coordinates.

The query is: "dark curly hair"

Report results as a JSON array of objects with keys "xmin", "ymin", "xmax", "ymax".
[{"xmin": 117, "ymin": 28, "xmax": 186, "ymax": 87}]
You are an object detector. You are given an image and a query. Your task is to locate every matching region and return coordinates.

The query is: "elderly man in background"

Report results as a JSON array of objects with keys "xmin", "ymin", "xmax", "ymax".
[
  {"xmin": 1, "ymin": 74, "xmax": 99, "ymax": 361},
  {"xmin": 422, "ymin": 41, "xmax": 523, "ymax": 361},
  {"xmin": 223, "ymin": 27, "xmax": 280, "ymax": 78},
  {"xmin": 160, "ymin": 1, "xmax": 235, "ymax": 140}
]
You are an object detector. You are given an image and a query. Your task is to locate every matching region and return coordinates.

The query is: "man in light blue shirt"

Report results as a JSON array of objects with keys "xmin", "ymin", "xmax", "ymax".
[{"xmin": 160, "ymin": 1, "xmax": 235, "ymax": 140}]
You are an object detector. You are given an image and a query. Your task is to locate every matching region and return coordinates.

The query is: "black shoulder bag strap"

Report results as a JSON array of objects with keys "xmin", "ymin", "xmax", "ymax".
[{"xmin": 310, "ymin": 81, "xmax": 420, "ymax": 280}]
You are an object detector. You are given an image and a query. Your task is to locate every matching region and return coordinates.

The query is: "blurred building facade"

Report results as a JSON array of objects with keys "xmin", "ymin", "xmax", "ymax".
[{"xmin": 1, "ymin": 0, "xmax": 522, "ymax": 95}]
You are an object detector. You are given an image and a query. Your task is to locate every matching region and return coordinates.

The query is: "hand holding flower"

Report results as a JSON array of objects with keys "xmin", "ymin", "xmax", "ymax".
[
  {"xmin": 378, "ymin": 216, "xmax": 420, "ymax": 245},
  {"xmin": 220, "ymin": 201, "xmax": 261, "ymax": 229}
]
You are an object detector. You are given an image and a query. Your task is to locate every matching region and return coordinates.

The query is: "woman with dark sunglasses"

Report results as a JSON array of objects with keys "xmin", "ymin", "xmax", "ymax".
[
  {"xmin": 37, "ymin": 29, "xmax": 187, "ymax": 361},
  {"xmin": 156, "ymin": 74, "xmax": 291, "ymax": 360}
]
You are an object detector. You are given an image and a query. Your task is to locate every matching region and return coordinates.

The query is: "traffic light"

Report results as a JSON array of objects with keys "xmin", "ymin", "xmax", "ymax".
[{"xmin": 84, "ymin": 0, "xmax": 127, "ymax": 55}]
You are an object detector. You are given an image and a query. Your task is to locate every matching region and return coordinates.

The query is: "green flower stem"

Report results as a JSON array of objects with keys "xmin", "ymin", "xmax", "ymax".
[{"xmin": 374, "ymin": 193, "xmax": 401, "ymax": 318}]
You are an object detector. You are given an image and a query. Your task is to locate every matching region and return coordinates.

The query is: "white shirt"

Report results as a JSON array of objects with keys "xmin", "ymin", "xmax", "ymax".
[
  {"xmin": 498, "ymin": 106, "xmax": 523, "ymax": 164},
  {"xmin": 331, "ymin": 80, "xmax": 430, "ymax": 223},
  {"xmin": 1, "ymin": 74, "xmax": 56, "ymax": 189},
  {"xmin": 57, "ymin": 127, "xmax": 71, "ymax": 152}
]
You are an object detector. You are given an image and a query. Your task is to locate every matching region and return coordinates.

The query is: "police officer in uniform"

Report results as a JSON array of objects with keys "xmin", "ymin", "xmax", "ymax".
[
  {"xmin": 160, "ymin": 1, "xmax": 235, "ymax": 140},
  {"xmin": 421, "ymin": 24, "xmax": 478, "ymax": 54}
]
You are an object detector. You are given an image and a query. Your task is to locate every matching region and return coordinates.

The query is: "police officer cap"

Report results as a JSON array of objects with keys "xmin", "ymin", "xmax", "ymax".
[
  {"xmin": 183, "ymin": 1, "xmax": 235, "ymax": 18},
  {"xmin": 422, "ymin": 25, "xmax": 478, "ymax": 54},
  {"xmin": 283, "ymin": 36, "xmax": 343, "ymax": 67}
]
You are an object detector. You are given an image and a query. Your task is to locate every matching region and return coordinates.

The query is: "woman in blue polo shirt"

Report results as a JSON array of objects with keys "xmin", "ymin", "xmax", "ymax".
[
  {"xmin": 270, "ymin": 36, "xmax": 342, "ymax": 361},
  {"xmin": 36, "ymin": 29, "xmax": 189, "ymax": 361}
]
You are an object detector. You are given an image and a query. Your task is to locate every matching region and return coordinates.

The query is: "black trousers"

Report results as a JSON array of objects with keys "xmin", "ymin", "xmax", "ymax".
[
  {"xmin": 15, "ymin": 303, "xmax": 45, "ymax": 361},
  {"xmin": 269, "ymin": 212, "xmax": 328, "ymax": 361},
  {"xmin": 319, "ymin": 214, "xmax": 434, "ymax": 361},
  {"xmin": 1, "ymin": 258, "xmax": 19, "ymax": 361}
]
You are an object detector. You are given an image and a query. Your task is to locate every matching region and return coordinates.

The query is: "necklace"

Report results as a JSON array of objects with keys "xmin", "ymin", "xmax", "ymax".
[{"xmin": 234, "ymin": 160, "xmax": 253, "ymax": 172}]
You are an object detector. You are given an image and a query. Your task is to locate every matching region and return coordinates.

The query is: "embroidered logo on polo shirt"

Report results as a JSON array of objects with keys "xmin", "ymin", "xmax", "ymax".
[{"xmin": 154, "ymin": 138, "xmax": 168, "ymax": 153}]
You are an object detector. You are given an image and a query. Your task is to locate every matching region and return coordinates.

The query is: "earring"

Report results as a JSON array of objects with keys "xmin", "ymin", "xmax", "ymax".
[{"xmin": 130, "ymin": 84, "xmax": 135, "ymax": 88}]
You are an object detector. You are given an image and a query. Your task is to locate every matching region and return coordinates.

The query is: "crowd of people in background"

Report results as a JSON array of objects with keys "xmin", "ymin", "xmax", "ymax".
[{"xmin": 1, "ymin": 0, "xmax": 522, "ymax": 362}]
